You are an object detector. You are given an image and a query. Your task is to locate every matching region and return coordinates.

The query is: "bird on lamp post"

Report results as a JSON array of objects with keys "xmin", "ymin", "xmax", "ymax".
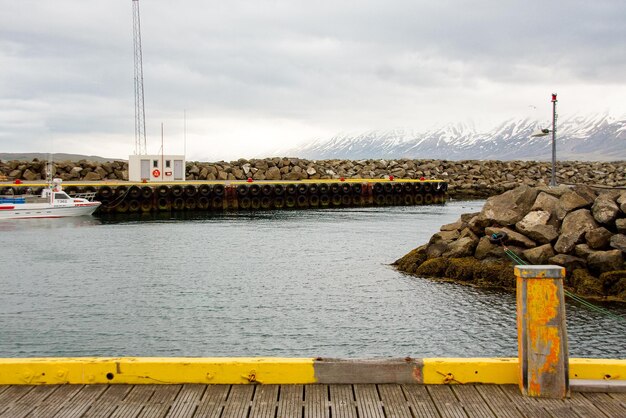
[{"xmin": 531, "ymin": 93, "xmax": 558, "ymax": 186}]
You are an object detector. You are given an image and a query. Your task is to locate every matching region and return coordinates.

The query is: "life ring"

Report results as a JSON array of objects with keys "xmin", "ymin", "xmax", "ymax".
[{"xmin": 152, "ymin": 169, "xmax": 160, "ymax": 178}]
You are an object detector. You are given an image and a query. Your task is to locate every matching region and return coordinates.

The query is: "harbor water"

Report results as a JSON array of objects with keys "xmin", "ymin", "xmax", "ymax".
[{"xmin": 1, "ymin": 201, "xmax": 624, "ymax": 358}]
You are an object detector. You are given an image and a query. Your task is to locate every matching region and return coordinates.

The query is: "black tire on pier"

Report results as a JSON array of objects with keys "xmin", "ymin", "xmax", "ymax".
[
  {"xmin": 97, "ymin": 186, "xmax": 112, "ymax": 199},
  {"xmin": 274, "ymin": 197, "xmax": 285, "ymax": 209},
  {"xmin": 199, "ymin": 184, "xmax": 211, "ymax": 197},
  {"xmin": 116, "ymin": 200, "xmax": 130, "ymax": 213},
  {"xmin": 65, "ymin": 186, "xmax": 79, "ymax": 196},
  {"xmin": 403, "ymin": 183, "xmax": 414, "ymax": 194},
  {"xmin": 309, "ymin": 195, "xmax": 320, "ymax": 207},
  {"xmin": 404, "ymin": 195, "xmax": 414, "ymax": 205},
  {"xmin": 157, "ymin": 185, "xmax": 170, "ymax": 197},
  {"xmin": 414, "ymin": 183, "xmax": 423, "ymax": 193},
  {"xmin": 239, "ymin": 197, "xmax": 251, "ymax": 209},
  {"xmin": 297, "ymin": 195, "xmax": 308, "ymax": 208},
  {"xmin": 341, "ymin": 183, "xmax": 351, "ymax": 194},
  {"xmin": 211, "ymin": 196, "xmax": 223, "ymax": 209},
  {"xmin": 297, "ymin": 183, "xmax": 308, "ymax": 195},
  {"xmin": 261, "ymin": 184, "xmax": 273, "ymax": 196},
  {"xmin": 424, "ymin": 193, "xmax": 434, "ymax": 204},
  {"xmin": 185, "ymin": 197, "xmax": 197, "ymax": 210},
  {"xmin": 393, "ymin": 195, "xmax": 403, "ymax": 205},
  {"xmin": 236, "ymin": 184, "xmax": 249, "ymax": 196},
  {"xmin": 393, "ymin": 183, "xmax": 403, "ymax": 194},
  {"xmin": 140, "ymin": 200, "xmax": 153, "ymax": 212},
  {"xmin": 249, "ymin": 184, "xmax": 261, "ymax": 197},
  {"xmin": 331, "ymin": 195, "xmax": 342, "ymax": 206},
  {"xmin": 141, "ymin": 186, "xmax": 153, "ymax": 199},
  {"xmin": 308, "ymin": 183, "xmax": 319, "ymax": 195},
  {"xmin": 173, "ymin": 197, "xmax": 185, "ymax": 211},
  {"xmin": 213, "ymin": 185, "xmax": 225, "ymax": 197},
  {"xmin": 330, "ymin": 183, "xmax": 340, "ymax": 195},
  {"xmin": 341, "ymin": 195, "xmax": 351, "ymax": 206},
  {"xmin": 414, "ymin": 194, "xmax": 424, "ymax": 205},
  {"xmin": 375, "ymin": 195, "xmax": 385, "ymax": 205},
  {"xmin": 384, "ymin": 195, "xmax": 394, "ymax": 205},
  {"xmin": 184, "ymin": 185, "xmax": 197, "ymax": 197},
  {"xmin": 320, "ymin": 194, "xmax": 330, "ymax": 207},
  {"xmin": 373, "ymin": 183, "xmax": 383, "ymax": 194},
  {"xmin": 198, "ymin": 196, "xmax": 210, "ymax": 210},
  {"xmin": 157, "ymin": 198, "xmax": 171, "ymax": 211},
  {"xmin": 351, "ymin": 183, "xmax": 362, "ymax": 195},
  {"xmin": 251, "ymin": 197, "xmax": 261, "ymax": 210},
  {"xmin": 171, "ymin": 185, "xmax": 184, "ymax": 197},
  {"xmin": 274, "ymin": 184, "xmax": 285, "ymax": 196},
  {"xmin": 318, "ymin": 183, "xmax": 329, "ymax": 194},
  {"xmin": 129, "ymin": 186, "xmax": 141, "ymax": 199},
  {"xmin": 352, "ymin": 195, "xmax": 362, "ymax": 206},
  {"xmin": 383, "ymin": 183, "xmax": 393, "ymax": 194},
  {"xmin": 261, "ymin": 197, "xmax": 272, "ymax": 209},
  {"xmin": 286, "ymin": 196, "xmax": 296, "ymax": 208},
  {"xmin": 286, "ymin": 184, "xmax": 297, "ymax": 195},
  {"xmin": 423, "ymin": 182, "xmax": 433, "ymax": 193}
]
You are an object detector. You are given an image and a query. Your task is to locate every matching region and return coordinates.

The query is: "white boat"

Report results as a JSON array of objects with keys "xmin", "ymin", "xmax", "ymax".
[{"xmin": 0, "ymin": 179, "xmax": 101, "ymax": 220}]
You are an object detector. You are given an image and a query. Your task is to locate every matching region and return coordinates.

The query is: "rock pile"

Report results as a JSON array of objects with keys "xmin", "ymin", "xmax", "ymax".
[
  {"xmin": 0, "ymin": 158, "xmax": 624, "ymax": 199},
  {"xmin": 395, "ymin": 185, "xmax": 626, "ymax": 301}
]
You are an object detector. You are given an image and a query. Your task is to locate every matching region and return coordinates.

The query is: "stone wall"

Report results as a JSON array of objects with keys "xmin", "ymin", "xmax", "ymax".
[
  {"xmin": 1, "ymin": 158, "xmax": 624, "ymax": 199},
  {"xmin": 395, "ymin": 185, "xmax": 626, "ymax": 301}
]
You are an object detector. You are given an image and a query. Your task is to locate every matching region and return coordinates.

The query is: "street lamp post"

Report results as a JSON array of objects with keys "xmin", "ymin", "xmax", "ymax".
[
  {"xmin": 531, "ymin": 93, "xmax": 558, "ymax": 186},
  {"xmin": 550, "ymin": 93, "xmax": 557, "ymax": 187}
]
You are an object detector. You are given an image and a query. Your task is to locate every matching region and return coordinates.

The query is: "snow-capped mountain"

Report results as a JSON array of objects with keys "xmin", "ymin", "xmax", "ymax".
[{"xmin": 280, "ymin": 115, "xmax": 626, "ymax": 161}]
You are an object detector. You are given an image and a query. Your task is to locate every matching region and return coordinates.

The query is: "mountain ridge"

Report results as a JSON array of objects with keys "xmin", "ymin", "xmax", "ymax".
[{"xmin": 278, "ymin": 114, "xmax": 626, "ymax": 161}]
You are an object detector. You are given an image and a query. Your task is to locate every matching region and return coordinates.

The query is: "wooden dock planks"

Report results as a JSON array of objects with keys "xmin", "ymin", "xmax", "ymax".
[{"xmin": 0, "ymin": 383, "xmax": 623, "ymax": 417}]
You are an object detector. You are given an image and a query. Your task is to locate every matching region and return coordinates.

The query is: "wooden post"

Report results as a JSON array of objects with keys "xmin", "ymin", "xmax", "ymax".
[{"xmin": 515, "ymin": 265, "xmax": 569, "ymax": 398}]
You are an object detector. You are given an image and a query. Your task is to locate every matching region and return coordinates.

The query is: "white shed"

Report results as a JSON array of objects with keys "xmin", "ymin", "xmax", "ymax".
[{"xmin": 128, "ymin": 155, "xmax": 186, "ymax": 182}]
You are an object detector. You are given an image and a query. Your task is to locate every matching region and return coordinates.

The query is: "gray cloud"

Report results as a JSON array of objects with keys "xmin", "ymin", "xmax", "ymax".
[{"xmin": 1, "ymin": 0, "xmax": 625, "ymax": 160}]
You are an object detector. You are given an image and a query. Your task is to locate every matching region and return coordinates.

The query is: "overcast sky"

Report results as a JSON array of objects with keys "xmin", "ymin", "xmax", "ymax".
[{"xmin": 1, "ymin": 0, "xmax": 625, "ymax": 161}]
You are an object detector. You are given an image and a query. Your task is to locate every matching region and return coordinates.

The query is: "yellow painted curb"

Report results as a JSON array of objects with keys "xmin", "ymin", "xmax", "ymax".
[
  {"xmin": 0, "ymin": 357, "xmax": 316, "ymax": 385},
  {"xmin": 422, "ymin": 358, "xmax": 519, "ymax": 384},
  {"xmin": 570, "ymin": 358, "xmax": 626, "ymax": 381},
  {"xmin": 0, "ymin": 357, "xmax": 623, "ymax": 385}
]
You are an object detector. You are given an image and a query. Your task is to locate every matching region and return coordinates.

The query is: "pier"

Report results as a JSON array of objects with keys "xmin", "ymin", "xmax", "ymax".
[
  {"xmin": 0, "ymin": 179, "xmax": 447, "ymax": 213},
  {"xmin": 1, "ymin": 382, "xmax": 625, "ymax": 418}
]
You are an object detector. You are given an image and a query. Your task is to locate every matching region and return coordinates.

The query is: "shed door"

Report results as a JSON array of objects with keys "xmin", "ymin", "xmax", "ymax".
[
  {"xmin": 140, "ymin": 159, "xmax": 150, "ymax": 179},
  {"xmin": 174, "ymin": 160, "xmax": 184, "ymax": 180}
]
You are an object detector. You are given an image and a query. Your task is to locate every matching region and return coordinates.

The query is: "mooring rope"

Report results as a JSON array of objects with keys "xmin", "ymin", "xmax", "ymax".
[{"xmin": 490, "ymin": 233, "xmax": 625, "ymax": 322}]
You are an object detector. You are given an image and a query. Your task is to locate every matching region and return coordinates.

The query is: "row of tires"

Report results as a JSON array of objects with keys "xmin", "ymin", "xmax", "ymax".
[
  {"xmin": 1, "ymin": 181, "xmax": 447, "ymax": 199},
  {"xmin": 97, "ymin": 192, "xmax": 446, "ymax": 213}
]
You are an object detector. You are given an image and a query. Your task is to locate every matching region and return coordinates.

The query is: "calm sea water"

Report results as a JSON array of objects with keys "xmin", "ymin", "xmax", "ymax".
[{"xmin": 1, "ymin": 201, "xmax": 624, "ymax": 358}]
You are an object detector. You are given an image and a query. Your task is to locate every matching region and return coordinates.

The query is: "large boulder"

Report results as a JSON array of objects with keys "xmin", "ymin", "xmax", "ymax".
[
  {"xmin": 574, "ymin": 244, "xmax": 596, "ymax": 259},
  {"xmin": 617, "ymin": 219, "xmax": 626, "ymax": 234},
  {"xmin": 554, "ymin": 209, "xmax": 598, "ymax": 254},
  {"xmin": 585, "ymin": 227, "xmax": 613, "ymax": 250},
  {"xmin": 531, "ymin": 192, "xmax": 559, "ymax": 215},
  {"xmin": 548, "ymin": 254, "xmax": 586, "ymax": 274},
  {"xmin": 443, "ymin": 236, "xmax": 479, "ymax": 258},
  {"xmin": 618, "ymin": 193, "xmax": 626, "ymax": 214},
  {"xmin": 515, "ymin": 210, "xmax": 550, "ymax": 232},
  {"xmin": 610, "ymin": 234, "xmax": 626, "ymax": 253},
  {"xmin": 522, "ymin": 224, "xmax": 559, "ymax": 244},
  {"xmin": 592, "ymin": 194, "xmax": 620, "ymax": 225},
  {"xmin": 265, "ymin": 166, "xmax": 281, "ymax": 180},
  {"xmin": 587, "ymin": 250, "xmax": 624, "ymax": 276},
  {"xmin": 474, "ymin": 236, "xmax": 505, "ymax": 260},
  {"xmin": 83, "ymin": 171, "xmax": 102, "ymax": 181},
  {"xmin": 523, "ymin": 244, "xmax": 555, "ymax": 265},
  {"xmin": 478, "ymin": 186, "xmax": 538, "ymax": 226},
  {"xmin": 556, "ymin": 190, "xmax": 595, "ymax": 220}
]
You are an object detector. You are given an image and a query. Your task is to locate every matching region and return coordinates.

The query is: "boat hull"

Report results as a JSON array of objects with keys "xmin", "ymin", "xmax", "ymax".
[{"xmin": 0, "ymin": 202, "xmax": 101, "ymax": 220}]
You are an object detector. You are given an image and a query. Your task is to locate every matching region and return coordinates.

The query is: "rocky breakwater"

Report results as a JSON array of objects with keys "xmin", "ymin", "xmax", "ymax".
[
  {"xmin": 0, "ymin": 158, "xmax": 624, "ymax": 199},
  {"xmin": 395, "ymin": 185, "xmax": 626, "ymax": 301}
]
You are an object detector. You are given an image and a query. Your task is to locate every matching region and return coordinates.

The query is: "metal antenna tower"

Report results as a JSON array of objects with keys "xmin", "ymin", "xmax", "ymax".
[{"xmin": 132, "ymin": 0, "xmax": 147, "ymax": 155}]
